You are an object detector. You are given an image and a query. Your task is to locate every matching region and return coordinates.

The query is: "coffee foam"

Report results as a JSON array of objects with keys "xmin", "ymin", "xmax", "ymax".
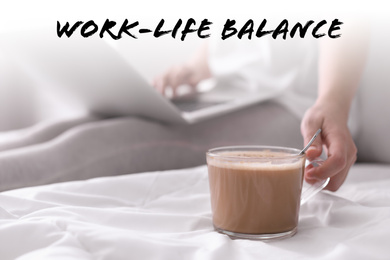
[{"xmin": 207, "ymin": 151, "xmax": 304, "ymax": 171}]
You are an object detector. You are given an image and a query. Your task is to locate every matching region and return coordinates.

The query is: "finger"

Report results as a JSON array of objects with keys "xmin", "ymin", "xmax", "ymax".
[
  {"xmin": 175, "ymin": 67, "xmax": 195, "ymax": 98},
  {"xmin": 155, "ymin": 67, "xmax": 177, "ymax": 96},
  {"xmin": 152, "ymin": 76, "xmax": 164, "ymax": 94},
  {"xmin": 306, "ymin": 134, "xmax": 348, "ymax": 181},
  {"xmin": 168, "ymin": 67, "xmax": 184, "ymax": 98},
  {"xmin": 325, "ymin": 153, "xmax": 357, "ymax": 191},
  {"xmin": 169, "ymin": 66, "xmax": 185, "ymax": 89},
  {"xmin": 301, "ymin": 125, "xmax": 323, "ymax": 159},
  {"xmin": 159, "ymin": 76, "xmax": 169, "ymax": 97},
  {"xmin": 305, "ymin": 137, "xmax": 323, "ymax": 159}
]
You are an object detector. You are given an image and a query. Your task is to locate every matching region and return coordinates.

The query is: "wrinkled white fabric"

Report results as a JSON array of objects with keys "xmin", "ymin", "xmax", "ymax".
[{"xmin": 0, "ymin": 163, "xmax": 389, "ymax": 260}]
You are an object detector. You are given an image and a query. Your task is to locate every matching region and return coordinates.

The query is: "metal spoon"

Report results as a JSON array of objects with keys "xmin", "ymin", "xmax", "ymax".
[{"xmin": 299, "ymin": 129, "xmax": 321, "ymax": 155}]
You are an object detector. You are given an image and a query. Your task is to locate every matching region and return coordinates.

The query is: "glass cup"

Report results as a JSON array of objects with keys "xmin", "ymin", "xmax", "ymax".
[{"xmin": 206, "ymin": 145, "xmax": 329, "ymax": 241}]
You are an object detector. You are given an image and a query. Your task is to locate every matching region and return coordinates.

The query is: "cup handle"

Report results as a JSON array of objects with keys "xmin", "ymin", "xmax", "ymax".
[{"xmin": 300, "ymin": 158, "xmax": 330, "ymax": 205}]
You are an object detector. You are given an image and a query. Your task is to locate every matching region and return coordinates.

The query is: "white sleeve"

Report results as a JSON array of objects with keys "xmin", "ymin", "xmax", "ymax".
[{"xmin": 208, "ymin": 37, "xmax": 320, "ymax": 118}]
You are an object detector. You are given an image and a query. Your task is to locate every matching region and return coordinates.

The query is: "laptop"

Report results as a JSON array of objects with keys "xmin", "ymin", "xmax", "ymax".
[{"xmin": 1, "ymin": 29, "xmax": 277, "ymax": 124}]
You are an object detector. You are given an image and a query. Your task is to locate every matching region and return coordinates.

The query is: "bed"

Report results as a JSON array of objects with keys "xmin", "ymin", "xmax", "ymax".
[
  {"xmin": 1, "ymin": 17, "xmax": 390, "ymax": 260},
  {"xmin": 1, "ymin": 162, "xmax": 390, "ymax": 259}
]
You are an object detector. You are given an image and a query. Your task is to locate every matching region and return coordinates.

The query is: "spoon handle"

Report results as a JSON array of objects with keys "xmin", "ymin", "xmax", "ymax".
[{"xmin": 299, "ymin": 129, "xmax": 322, "ymax": 155}]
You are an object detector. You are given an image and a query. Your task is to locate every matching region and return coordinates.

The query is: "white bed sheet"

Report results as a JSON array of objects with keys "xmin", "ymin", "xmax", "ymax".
[{"xmin": 1, "ymin": 164, "xmax": 390, "ymax": 260}]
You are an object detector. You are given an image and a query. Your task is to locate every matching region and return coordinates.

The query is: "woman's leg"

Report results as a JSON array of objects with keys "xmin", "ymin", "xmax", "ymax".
[
  {"xmin": 0, "ymin": 114, "xmax": 99, "ymax": 152},
  {"xmin": 0, "ymin": 116, "xmax": 194, "ymax": 191},
  {"xmin": 185, "ymin": 100, "xmax": 303, "ymax": 150},
  {"xmin": 0, "ymin": 101, "xmax": 302, "ymax": 191}
]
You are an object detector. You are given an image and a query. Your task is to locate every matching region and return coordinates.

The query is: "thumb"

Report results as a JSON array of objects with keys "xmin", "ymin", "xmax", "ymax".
[{"xmin": 303, "ymin": 128, "xmax": 323, "ymax": 159}]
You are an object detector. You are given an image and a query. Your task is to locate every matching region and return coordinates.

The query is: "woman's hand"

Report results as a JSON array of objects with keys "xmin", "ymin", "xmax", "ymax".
[
  {"xmin": 152, "ymin": 43, "xmax": 211, "ymax": 99},
  {"xmin": 301, "ymin": 100, "xmax": 357, "ymax": 191},
  {"xmin": 152, "ymin": 63, "xmax": 207, "ymax": 98}
]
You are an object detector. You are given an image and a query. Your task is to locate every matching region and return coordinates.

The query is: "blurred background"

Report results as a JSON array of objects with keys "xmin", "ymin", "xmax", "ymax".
[{"xmin": 0, "ymin": 0, "xmax": 388, "ymax": 134}]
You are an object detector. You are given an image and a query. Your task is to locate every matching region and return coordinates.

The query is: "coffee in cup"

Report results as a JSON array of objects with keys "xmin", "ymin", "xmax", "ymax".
[{"xmin": 206, "ymin": 145, "xmax": 328, "ymax": 241}]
